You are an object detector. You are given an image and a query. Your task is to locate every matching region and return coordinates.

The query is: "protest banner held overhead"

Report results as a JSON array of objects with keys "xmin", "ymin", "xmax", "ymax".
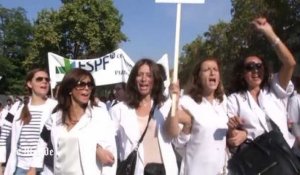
[{"xmin": 48, "ymin": 49, "xmax": 134, "ymax": 89}]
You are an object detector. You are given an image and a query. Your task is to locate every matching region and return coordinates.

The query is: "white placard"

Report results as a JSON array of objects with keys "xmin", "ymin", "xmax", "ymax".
[
  {"xmin": 48, "ymin": 49, "xmax": 134, "ymax": 89},
  {"xmin": 155, "ymin": 0, "xmax": 204, "ymax": 3}
]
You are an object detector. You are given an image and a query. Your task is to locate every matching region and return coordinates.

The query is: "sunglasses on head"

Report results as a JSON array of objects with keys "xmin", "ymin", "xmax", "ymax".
[
  {"xmin": 75, "ymin": 81, "xmax": 94, "ymax": 90},
  {"xmin": 244, "ymin": 62, "xmax": 263, "ymax": 72},
  {"xmin": 35, "ymin": 77, "xmax": 50, "ymax": 82}
]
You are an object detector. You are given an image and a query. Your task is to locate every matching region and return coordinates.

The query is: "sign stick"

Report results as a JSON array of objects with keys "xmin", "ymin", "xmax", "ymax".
[{"xmin": 171, "ymin": 3, "xmax": 182, "ymax": 117}]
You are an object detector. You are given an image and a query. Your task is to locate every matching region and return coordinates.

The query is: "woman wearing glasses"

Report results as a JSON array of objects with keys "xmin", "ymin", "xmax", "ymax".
[
  {"xmin": 227, "ymin": 17, "xmax": 297, "ymax": 154},
  {"xmin": 37, "ymin": 68, "xmax": 116, "ymax": 175},
  {"xmin": 0, "ymin": 68, "xmax": 57, "ymax": 175}
]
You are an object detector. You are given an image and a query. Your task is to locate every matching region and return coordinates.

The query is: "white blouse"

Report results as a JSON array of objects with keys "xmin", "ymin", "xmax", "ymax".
[
  {"xmin": 288, "ymin": 93, "xmax": 300, "ymax": 137},
  {"xmin": 55, "ymin": 116, "xmax": 87, "ymax": 175},
  {"xmin": 110, "ymin": 100, "xmax": 178, "ymax": 175},
  {"xmin": 227, "ymin": 73, "xmax": 295, "ymax": 147},
  {"xmin": 178, "ymin": 95, "xmax": 228, "ymax": 175}
]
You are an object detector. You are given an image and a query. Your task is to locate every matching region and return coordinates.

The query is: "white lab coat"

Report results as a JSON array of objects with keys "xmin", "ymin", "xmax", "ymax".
[
  {"xmin": 175, "ymin": 95, "xmax": 228, "ymax": 175},
  {"xmin": 49, "ymin": 106, "xmax": 117, "ymax": 175},
  {"xmin": 227, "ymin": 73, "xmax": 295, "ymax": 147},
  {"xmin": 1, "ymin": 99, "xmax": 57, "ymax": 175},
  {"xmin": 110, "ymin": 100, "xmax": 178, "ymax": 175}
]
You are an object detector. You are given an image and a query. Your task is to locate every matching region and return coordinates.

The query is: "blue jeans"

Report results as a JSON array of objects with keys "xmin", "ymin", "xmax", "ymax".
[
  {"xmin": 14, "ymin": 167, "xmax": 27, "ymax": 175},
  {"xmin": 14, "ymin": 167, "xmax": 42, "ymax": 175}
]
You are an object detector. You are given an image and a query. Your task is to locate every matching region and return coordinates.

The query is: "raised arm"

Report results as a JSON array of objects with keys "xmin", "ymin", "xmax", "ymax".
[
  {"xmin": 165, "ymin": 82, "xmax": 192, "ymax": 138},
  {"xmin": 252, "ymin": 17, "xmax": 296, "ymax": 89}
]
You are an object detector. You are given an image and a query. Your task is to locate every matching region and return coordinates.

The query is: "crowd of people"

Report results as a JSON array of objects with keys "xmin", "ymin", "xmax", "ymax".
[{"xmin": 0, "ymin": 17, "xmax": 299, "ymax": 175}]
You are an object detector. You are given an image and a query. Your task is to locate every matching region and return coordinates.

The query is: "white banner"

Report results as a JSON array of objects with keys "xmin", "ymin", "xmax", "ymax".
[
  {"xmin": 48, "ymin": 49, "xmax": 135, "ymax": 89},
  {"xmin": 157, "ymin": 54, "xmax": 170, "ymax": 91}
]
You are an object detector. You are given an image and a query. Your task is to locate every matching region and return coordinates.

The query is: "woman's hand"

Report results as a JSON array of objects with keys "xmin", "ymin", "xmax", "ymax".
[
  {"xmin": 228, "ymin": 116, "xmax": 243, "ymax": 131},
  {"xmin": 96, "ymin": 145, "xmax": 115, "ymax": 166},
  {"xmin": 169, "ymin": 81, "xmax": 180, "ymax": 104},
  {"xmin": 26, "ymin": 167, "xmax": 36, "ymax": 175},
  {"xmin": 251, "ymin": 17, "xmax": 274, "ymax": 35},
  {"xmin": 227, "ymin": 116, "xmax": 247, "ymax": 147},
  {"xmin": 227, "ymin": 129, "xmax": 247, "ymax": 147}
]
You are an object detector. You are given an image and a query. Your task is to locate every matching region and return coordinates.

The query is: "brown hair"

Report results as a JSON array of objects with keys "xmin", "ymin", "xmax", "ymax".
[
  {"xmin": 186, "ymin": 57, "xmax": 224, "ymax": 103},
  {"xmin": 53, "ymin": 68, "xmax": 96, "ymax": 124},
  {"xmin": 228, "ymin": 55, "xmax": 271, "ymax": 94},
  {"xmin": 125, "ymin": 58, "xmax": 166, "ymax": 108},
  {"xmin": 20, "ymin": 68, "xmax": 48, "ymax": 124}
]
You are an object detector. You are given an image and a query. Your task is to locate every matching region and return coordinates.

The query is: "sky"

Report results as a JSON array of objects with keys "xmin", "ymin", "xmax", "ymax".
[{"xmin": 0, "ymin": 0, "xmax": 232, "ymax": 66}]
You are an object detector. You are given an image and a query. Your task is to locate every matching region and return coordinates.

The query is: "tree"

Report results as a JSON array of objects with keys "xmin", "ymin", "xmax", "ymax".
[
  {"xmin": 178, "ymin": 22, "xmax": 231, "ymax": 87},
  {"xmin": 0, "ymin": 6, "xmax": 33, "ymax": 94},
  {"xmin": 24, "ymin": 0, "xmax": 127, "ymax": 69},
  {"xmin": 178, "ymin": 0, "xmax": 300, "ymax": 89}
]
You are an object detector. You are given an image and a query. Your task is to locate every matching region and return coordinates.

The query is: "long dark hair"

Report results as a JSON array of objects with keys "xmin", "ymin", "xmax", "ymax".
[
  {"xmin": 228, "ymin": 55, "xmax": 271, "ymax": 94},
  {"xmin": 20, "ymin": 68, "xmax": 48, "ymax": 125},
  {"xmin": 125, "ymin": 58, "xmax": 166, "ymax": 108},
  {"xmin": 53, "ymin": 68, "xmax": 96, "ymax": 124},
  {"xmin": 185, "ymin": 57, "xmax": 224, "ymax": 103}
]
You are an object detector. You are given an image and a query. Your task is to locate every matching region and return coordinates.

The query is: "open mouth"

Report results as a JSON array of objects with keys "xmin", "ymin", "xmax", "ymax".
[
  {"xmin": 209, "ymin": 78, "xmax": 216, "ymax": 83},
  {"xmin": 251, "ymin": 74, "xmax": 261, "ymax": 79},
  {"xmin": 139, "ymin": 84, "xmax": 149, "ymax": 90}
]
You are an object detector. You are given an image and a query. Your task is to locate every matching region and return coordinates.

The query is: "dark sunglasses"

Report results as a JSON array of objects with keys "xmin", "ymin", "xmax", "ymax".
[
  {"xmin": 35, "ymin": 77, "xmax": 50, "ymax": 82},
  {"xmin": 244, "ymin": 62, "xmax": 263, "ymax": 72},
  {"xmin": 75, "ymin": 81, "xmax": 94, "ymax": 90}
]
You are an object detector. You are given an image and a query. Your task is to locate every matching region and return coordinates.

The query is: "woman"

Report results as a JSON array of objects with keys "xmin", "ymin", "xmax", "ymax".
[
  {"xmin": 37, "ymin": 68, "xmax": 117, "ymax": 175},
  {"xmin": 110, "ymin": 58, "xmax": 178, "ymax": 175},
  {"xmin": 227, "ymin": 18, "xmax": 296, "ymax": 153},
  {"xmin": 165, "ymin": 57, "xmax": 228, "ymax": 175},
  {"xmin": 287, "ymin": 76, "xmax": 300, "ymax": 148},
  {"xmin": 0, "ymin": 68, "xmax": 57, "ymax": 175}
]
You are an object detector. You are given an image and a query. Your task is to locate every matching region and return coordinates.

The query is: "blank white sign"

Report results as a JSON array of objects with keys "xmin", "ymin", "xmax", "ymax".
[{"xmin": 155, "ymin": 0, "xmax": 204, "ymax": 3}]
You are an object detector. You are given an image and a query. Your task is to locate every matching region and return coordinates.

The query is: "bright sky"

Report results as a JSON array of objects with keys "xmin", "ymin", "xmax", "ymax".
[{"xmin": 0, "ymin": 0, "xmax": 232, "ymax": 66}]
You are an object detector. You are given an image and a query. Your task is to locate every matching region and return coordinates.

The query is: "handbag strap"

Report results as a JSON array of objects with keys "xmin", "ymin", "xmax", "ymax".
[
  {"xmin": 264, "ymin": 114, "xmax": 281, "ymax": 133},
  {"xmin": 136, "ymin": 103, "xmax": 156, "ymax": 148}
]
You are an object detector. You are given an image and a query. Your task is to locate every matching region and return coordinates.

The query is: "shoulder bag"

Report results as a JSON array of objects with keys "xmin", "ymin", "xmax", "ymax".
[
  {"xmin": 116, "ymin": 103, "xmax": 156, "ymax": 175},
  {"xmin": 228, "ymin": 96, "xmax": 300, "ymax": 175}
]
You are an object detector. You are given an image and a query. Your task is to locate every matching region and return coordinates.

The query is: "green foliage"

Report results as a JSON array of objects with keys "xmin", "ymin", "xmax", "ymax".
[
  {"xmin": 25, "ymin": 0, "xmax": 127, "ymax": 69},
  {"xmin": 0, "ymin": 6, "xmax": 32, "ymax": 94},
  {"xmin": 179, "ymin": 0, "xmax": 300, "ymax": 90}
]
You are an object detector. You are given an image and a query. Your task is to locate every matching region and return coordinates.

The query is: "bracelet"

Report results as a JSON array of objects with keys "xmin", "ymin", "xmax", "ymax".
[{"xmin": 272, "ymin": 37, "xmax": 281, "ymax": 47}]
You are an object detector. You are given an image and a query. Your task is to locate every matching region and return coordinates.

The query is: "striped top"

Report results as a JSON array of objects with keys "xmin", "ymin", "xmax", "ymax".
[
  {"xmin": 0, "ymin": 113, "xmax": 15, "ymax": 151},
  {"xmin": 17, "ymin": 109, "xmax": 42, "ymax": 157},
  {"xmin": 0, "ymin": 99, "xmax": 57, "ymax": 170}
]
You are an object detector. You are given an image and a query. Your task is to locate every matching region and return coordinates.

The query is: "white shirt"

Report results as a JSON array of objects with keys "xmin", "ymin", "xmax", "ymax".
[
  {"xmin": 227, "ymin": 73, "xmax": 295, "ymax": 147},
  {"xmin": 288, "ymin": 93, "xmax": 300, "ymax": 137},
  {"xmin": 49, "ymin": 105, "xmax": 117, "ymax": 175},
  {"xmin": 55, "ymin": 120, "xmax": 84, "ymax": 175},
  {"xmin": 0, "ymin": 109, "xmax": 8, "ymax": 128},
  {"xmin": 178, "ymin": 95, "xmax": 228, "ymax": 175},
  {"xmin": 0, "ymin": 98, "xmax": 57, "ymax": 175},
  {"xmin": 97, "ymin": 101, "xmax": 108, "ymax": 110},
  {"xmin": 110, "ymin": 100, "xmax": 178, "ymax": 175}
]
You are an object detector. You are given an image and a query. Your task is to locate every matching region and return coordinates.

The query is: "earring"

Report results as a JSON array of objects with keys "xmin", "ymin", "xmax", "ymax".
[{"xmin": 69, "ymin": 92, "xmax": 72, "ymax": 95}]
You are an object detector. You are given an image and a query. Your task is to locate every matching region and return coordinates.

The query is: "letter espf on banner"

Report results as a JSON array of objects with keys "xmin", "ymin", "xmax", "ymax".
[{"xmin": 48, "ymin": 49, "xmax": 135, "ymax": 90}]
